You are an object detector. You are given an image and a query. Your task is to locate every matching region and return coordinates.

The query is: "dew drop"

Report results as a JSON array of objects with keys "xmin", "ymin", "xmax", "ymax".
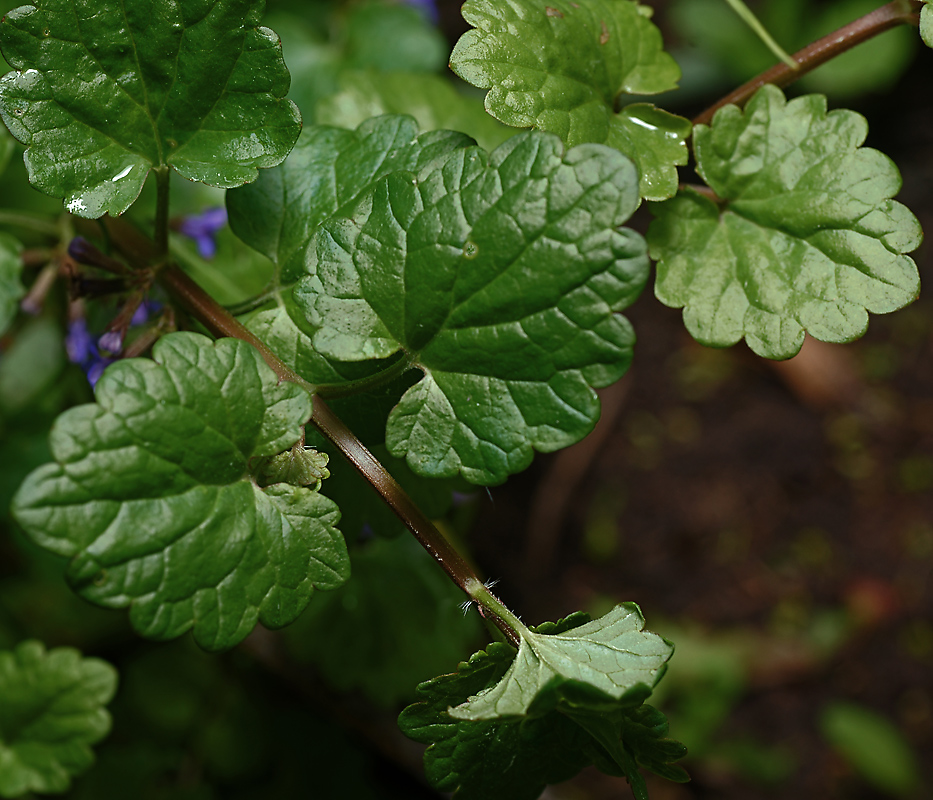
[
  {"xmin": 463, "ymin": 241, "xmax": 479, "ymax": 259},
  {"xmin": 41, "ymin": 27, "xmax": 50, "ymax": 37}
]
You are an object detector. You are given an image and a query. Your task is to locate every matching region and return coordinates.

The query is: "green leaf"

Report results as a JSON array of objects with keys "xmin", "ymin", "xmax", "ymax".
[
  {"xmin": 399, "ymin": 607, "xmax": 684, "ymax": 800},
  {"xmin": 227, "ymin": 115, "xmax": 474, "ymax": 284},
  {"xmin": 295, "ymin": 131, "xmax": 648, "ymax": 485},
  {"xmin": 820, "ymin": 701, "xmax": 920, "ymax": 796},
  {"xmin": 0, "ymin": 119, "xmax": 13, "ymax": 175},
  {"xmin": 648, "ymin": 85, "xmax": 922, "ymax": 359},
  {"xmin": 449, "ymin": 0, "xmax": 689, "ymax": 200},
  {"xmin": 283, "ymin": 535, "xmax": 482, "ymax": 708},
  {"xmin": 11, "ymin": 332, "xmax": 349, "ymax": 651},
  {"xmin": 922, "ymin": 2, "xmax": 932, "ymax": 49},
  {"xmin": 450, "ymin": 605, "xmax": 671, "ymax": 721},
  {"xmin": 317, "ymin": 70, "xmax": 515, "ymax": 152},
  {"xmin": 0, "ymin": 315, "xmax": 64, "ymax": 415},
  {"xmin": 0, "ymin": 231, "xmax": 23, "ymax": 336},
  {"xmin": 342, "ymin": 1, "xmax": 446, "ymax": 74},
  {"xmin": 0, "ymin": 640, "xmax": 117, "ymax": 798},
  {"xmin": 0, "ymin": 0, "xmax": 301, "ymax": 218}
]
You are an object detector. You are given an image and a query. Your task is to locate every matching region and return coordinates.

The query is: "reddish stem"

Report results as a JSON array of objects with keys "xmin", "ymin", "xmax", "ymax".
[{"xmin": 693, "ymin": 1, "xmax": 923, "ymax": 127}]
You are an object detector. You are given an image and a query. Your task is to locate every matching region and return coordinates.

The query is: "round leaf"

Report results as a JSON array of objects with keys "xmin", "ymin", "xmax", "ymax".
[
  {"xmin": 296, "ymin": 131, "xmax": 649, "ymax": 485},
  {"xmin": 0, "ymin": 0, "xmax": 301, "ymax": 217},
  {"xmin": 649, "ymin": 85, "xmax": 922, "ymax": 359},
  {"xmin": 12, "ymin": 332, "xmax": 348, "ymax": 651},
  {"xmin": 0, "ymin": 641, "xmax": 117, "ymax": 798}
]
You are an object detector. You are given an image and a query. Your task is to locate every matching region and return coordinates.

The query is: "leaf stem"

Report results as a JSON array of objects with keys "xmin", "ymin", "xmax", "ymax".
[
  {"xmin": 693, "ymin": 0, "xmax": 923, "ymax": 127},
  {"xmin": 157, "ymin": 264, "xmax": 523, "ymax": 647},
  {"xmin": 153, "ymin": 167, "xmax": 171, "ymax": 261},
  {"xmin": 314, "ymin": 353, "xmax": 417, "ymax": 399}
]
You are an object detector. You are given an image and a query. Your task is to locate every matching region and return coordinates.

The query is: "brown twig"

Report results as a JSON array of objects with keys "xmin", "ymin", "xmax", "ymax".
[{"xmin": 693, "ymin": 1, "xmax": 923, "ymax": 127}]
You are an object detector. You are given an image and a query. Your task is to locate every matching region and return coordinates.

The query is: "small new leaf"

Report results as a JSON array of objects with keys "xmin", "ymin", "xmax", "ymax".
[
  {"xmin": 649, "ymin": 85, "xmax": 922, "ymax": 359},
  {"xmin": 12, "ymin": 332, "xmax": 348, "ymax": 651},
  {"xmin": 449, "ymin": 0, "xmax": 689, "ymax": 200},
  {"xmin": 253, "ymin": 444, "xmax": 330, "ymax": 490},
  {"xmin": 0, "ymin": 0, "xmax": 301, "ymax": 217},
  {"xmin": 0, "ymin": 641, "xmax": 117, "ymax": 798},
  {"xmin": 0, "ymin": 232, "xmax": 24, "ymax": 337},
  {"xmin": 400, "ymin": 607, "xmax": 684, "ymax": 800},
  {"xmin": 295, "ymin": 131, "xmax": 649, "ymax": 485},
  {"xmin": 922, "ymin": 2, "xmax": 932, "ymax": 49}
]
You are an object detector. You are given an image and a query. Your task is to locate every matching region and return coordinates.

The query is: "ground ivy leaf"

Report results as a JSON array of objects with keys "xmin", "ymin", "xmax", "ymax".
[
  {"xmin": 648, "ymin": 85, "xmax": 922, "ymax": 359},
  {"xmin": 0, "ymin": 640, "xmax": 117, "ymax": 798},
  {"xmin": 0, "ymin": 232, "xmax": 24, "ymax": 337},
  {"xmin": 449, "ymin": 0, "xmax": 689, "ymax": 200},
  {"xmin": 922, "ymin": 2, "xmax": 933, "ymax": 49},
  {"xmin": 296, "ymin": 132, "xmax": 648, "ymax": 486},
  {"xmin": 399, "ymin": 639, "xmax": 593, "ymax": 800},
  {"xmin": 227, "ymin": 116, "xmax": 475, "ymax": 284},
  {"xmin": 317, "ymin": 70, "xmax": 515, "ymax": 152},
  {"xmin": 400, "ymin": 608, "xmax": 681, "ymax": 800},
  {"xmin": 0, "ymin": 0, "xmax": 301, "ymax": 218},
  {"xmin": 11, "ymin": 332, "xmax": 348, "ymax": 651},
  {"xmin": 450, "ymin": 604, "xmax": 671, "ymax": 720}
]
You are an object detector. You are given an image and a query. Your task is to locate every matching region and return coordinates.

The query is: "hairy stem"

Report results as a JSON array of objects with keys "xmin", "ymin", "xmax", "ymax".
[
  {"xmin": 158, "ymin": 265, "xmax": 523, "ymax": 647},
  {"xmin": 693, "ymin": 0, "xmax": 923, "ymax": 126}
]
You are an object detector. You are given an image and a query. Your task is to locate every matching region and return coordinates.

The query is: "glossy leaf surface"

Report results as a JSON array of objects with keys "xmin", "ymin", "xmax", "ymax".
[
  {"xmin": 0, "ymin": 232, "xmax": 23, "ymax": 336},
  {"xmin": 12, "ymin": 333, "xmax": 348, "ymax": 651},
  {"xmin": 400, "ymin": 608, "xmax": 684, "ymax": 800},
  {"xmin": 649, "ymin": 85, "xmax": 922, "ymax": 359},
  {"xmin": 0, "ymin": 0, "xmax": 301, "ymax": 217},
  {"xmin": 0, "ymin": 641, "xmax": 117, "ymax": 798},
  {"xmin": 296, "ymin": 132, "xmax": 649, "ymax": 485},
  {"xmin": 228, "ymin": 115, "xmax": 473, "ymax": 284},
  {"xmin": 449, "ymin": 0, "xmax": 689, "ymax": 200}
]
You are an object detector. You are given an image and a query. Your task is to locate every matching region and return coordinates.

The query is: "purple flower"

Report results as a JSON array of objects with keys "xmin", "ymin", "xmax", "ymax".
[
  {"xmin": 130, "ymin": 299, "xmax": 162, "ymax": 327},
  {"xmin": 177, "ymin": 207, "xmax": 228, "ymax": 259},
  {"xmin": 98, "ymin": 330, "xmax": 124, "ymax": 354},
  {"xmin": 66, "ymin": 318, "xmax": 113, "ymax": 387}
]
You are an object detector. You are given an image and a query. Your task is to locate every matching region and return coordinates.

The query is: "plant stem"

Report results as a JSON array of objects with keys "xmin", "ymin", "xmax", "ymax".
[
  {"xmin": 0, "ymin": 210, "xmax": 60, "ymax": 236},
  {"xmin": 157, "ymin": 265, "xmax": 523, "ymax": 648},
  {"xmin": 693, "ymin": 0, "xmax": 923, "ymax": 127},
  {"xmin": 153, "ymin": 167, "xmax": 171, "ymax": 261}
]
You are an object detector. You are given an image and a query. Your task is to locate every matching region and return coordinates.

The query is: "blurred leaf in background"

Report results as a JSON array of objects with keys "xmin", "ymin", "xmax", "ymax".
[
  {"xmin": 820, "ymin": 701, "xmax": 921, "ymax": 797},
  {"xmin": 668, "ymin": 0, "xmax": 917, "ymax": 102}
]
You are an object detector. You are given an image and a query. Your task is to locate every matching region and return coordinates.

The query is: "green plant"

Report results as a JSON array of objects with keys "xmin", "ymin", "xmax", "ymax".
[{"xmin": 0, "ymin": 1, "xmax": 927, "ymax": 798}]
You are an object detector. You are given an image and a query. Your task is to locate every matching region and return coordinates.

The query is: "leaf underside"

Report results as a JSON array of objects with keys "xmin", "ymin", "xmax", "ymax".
[
  {"xmin": 400, "ymin": 607, "xmax": 687, "ymax": 800},
  {"xmin": 0, "ymin": 641, "xmax": 117, "ymax": 798},
  {"xmin": 648, "ymin": 85, "xmax": 922, "ymax": 359},
  {"xmin": 0, "ymin": 0, "xmax": 301, "ymax": 217},
  {"xmin": 449, "ymin": 0, "xmax": 690, "ymax": 200},
  {"xmin": 12, "ymin": 333, "xmax": 349, "ymax": 651},
  {"xmin": 295, "ymin": 130, "xmax": 649, "ymax": 485}
]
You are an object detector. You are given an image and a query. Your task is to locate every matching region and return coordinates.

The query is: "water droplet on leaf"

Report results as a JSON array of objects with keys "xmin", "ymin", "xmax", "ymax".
[{"xmin": 463, "ymin": 241, "xmax": 479, "ymax": 259}]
